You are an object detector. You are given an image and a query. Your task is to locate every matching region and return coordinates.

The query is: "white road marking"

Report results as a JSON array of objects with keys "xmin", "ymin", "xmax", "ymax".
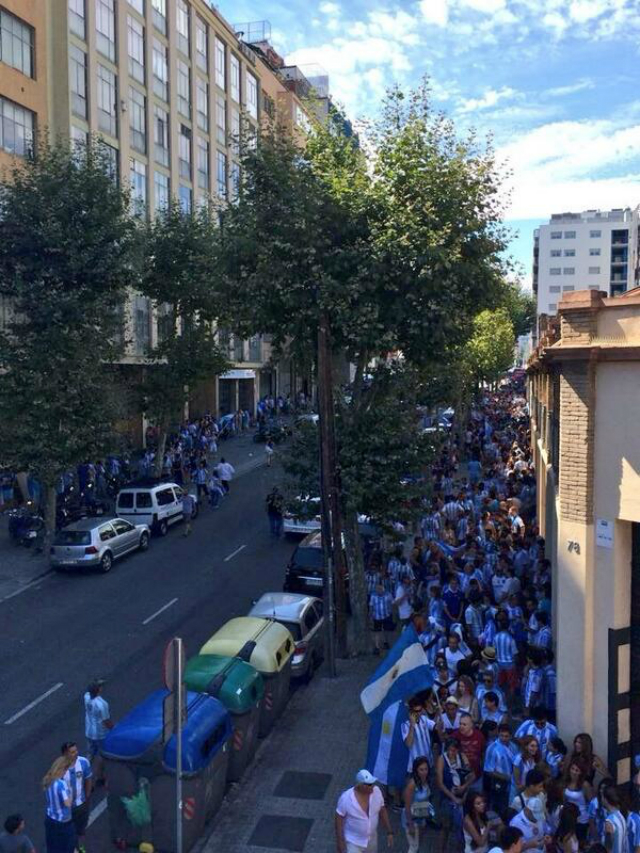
[
  {"xmin": 142, "ymin": 597, "xmax": 178, "ymax": 626},
  {"xmin": 1, "ymin": 573, "xmax": 51, "ymax": 603},
  {"xmin": 224, "ymin": 544, "xmax": 246, "ymax": 562},
  {"xmin": 88, "ymin": 797, "xmax": 107, "ymax": 827},
  {"xmin": 4, "ymin": 682, "xmax": 64, "ymax": 725}
]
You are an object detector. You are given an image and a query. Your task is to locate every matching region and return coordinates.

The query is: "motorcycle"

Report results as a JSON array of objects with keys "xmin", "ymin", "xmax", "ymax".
[{"xmin": 8, "ymin": 506, "xmax": 45, "ymax": 547}]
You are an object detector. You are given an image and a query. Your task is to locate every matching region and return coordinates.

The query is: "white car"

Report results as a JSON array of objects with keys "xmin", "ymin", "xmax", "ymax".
[
  {"xmin": 283, "ymin": 496, "xmax": 321, "ymax": 537},
  {"xmin": 115, "ymin": 480, "xmax": 198, "ymax": 536}
]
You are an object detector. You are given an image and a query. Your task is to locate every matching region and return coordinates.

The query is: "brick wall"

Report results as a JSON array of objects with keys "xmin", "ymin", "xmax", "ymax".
[{"xmin": 559, "ymin": 362, "xmax": 595, "ymax": 522}]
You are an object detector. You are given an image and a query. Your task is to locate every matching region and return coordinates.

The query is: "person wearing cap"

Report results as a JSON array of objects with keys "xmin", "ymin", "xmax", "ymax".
[
  {"xmin": 83, "ymin": 680, "xmax": 113, "ymax": 783},
  {"xmin": 439, "ymin": 696, "xmax": 463, "ymax": 733},
  {"xmin": 335, "ymin": 770, "xmax": 393, "ymax": 853},
  {"xmin": 509, "ymin": 793, "xmax": 551, "ymax": 852}
]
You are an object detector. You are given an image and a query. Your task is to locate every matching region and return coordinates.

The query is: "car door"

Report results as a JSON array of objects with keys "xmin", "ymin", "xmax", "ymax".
[
  {"xmin": 111, "ymin": 518, "xmax": 137, "ymax": 554},
  {"xmin": 155, "ymin": 487, "xmax": 175, "ymax": 522},
  {"xmin": 98, "ymin": 522, "xmax": 118, "ymax": 555}
]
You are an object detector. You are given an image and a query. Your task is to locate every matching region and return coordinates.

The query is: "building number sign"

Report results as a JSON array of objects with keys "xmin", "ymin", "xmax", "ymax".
[{"xmin": 567, "ymin": 540, "xmax": 580, "ymax": 554}]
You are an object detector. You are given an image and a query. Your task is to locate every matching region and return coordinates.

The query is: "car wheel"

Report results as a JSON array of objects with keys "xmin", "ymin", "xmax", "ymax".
[
  {"xmin": 157, "ymin": 519, "xmax": 168, "ymax": 537},
  {"xmin": 139, "ymin": 532, "xmax": 150, "ymax": 551},
  {"xmin": 100, "ymin": 552, "xmax": 113, "ymax": 574}
]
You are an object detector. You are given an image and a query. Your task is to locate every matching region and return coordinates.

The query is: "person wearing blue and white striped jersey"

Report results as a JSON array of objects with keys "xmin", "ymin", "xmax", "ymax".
[
  {"xmin": 627, "ymin": 789, "xmax": 640, "ymax": 853},
  {"xmin": 42, "ymin": 755, "xmax": 76, "ymax": 853},
  {"xmin": 531, "ymin": 611, "xmax": 553, "ymax": 651},
  {"xmin": 369, "ymin": 584, "xmax": 394, "ymax": 656},
  {"xmin": 61, "ymin": 742, "xmax": 92, "ymax": 853},
  {"xmin": 484, "ymin": 725, "xmax": 518, "ymax": 815},
  {"xmin": 476, "ymin": 671, "xmax": 507, "ymax": 713},
  {"xmin": 522, "ymin": 649, "xmax": 545, "ymax": 717},
  {"xmin": 602, "ymin": 786, "xmax": 629, "ymax": 853},
  {"xmin": 514, "ymin": 707, "xmax": 558, "ymax": 755},
  {"xmin": 494, "ymin": 616, "xmax": 519, "ymax": 699}
]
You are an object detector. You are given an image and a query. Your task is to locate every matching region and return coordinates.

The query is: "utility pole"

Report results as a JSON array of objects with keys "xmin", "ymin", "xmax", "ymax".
[{"xmin": 317, "ymin": 311, "xmax": 348, "ymax": 660}]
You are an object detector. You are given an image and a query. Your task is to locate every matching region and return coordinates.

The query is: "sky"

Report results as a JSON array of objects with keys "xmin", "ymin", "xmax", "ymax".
[{"xmin": 217, "ymin": 0, "xmax": 640, "ymax": 285}]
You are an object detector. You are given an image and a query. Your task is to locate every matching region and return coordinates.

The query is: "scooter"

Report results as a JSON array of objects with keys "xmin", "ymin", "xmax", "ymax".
[{"xmin": 8, "ymin": 506, "xmax": 45, "ymax": 546}]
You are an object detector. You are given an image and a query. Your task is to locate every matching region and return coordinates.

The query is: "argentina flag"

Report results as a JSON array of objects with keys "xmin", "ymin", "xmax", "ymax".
[{"xmin": 361, "ymin": 625, "xmax": 433, "ymax": 787}]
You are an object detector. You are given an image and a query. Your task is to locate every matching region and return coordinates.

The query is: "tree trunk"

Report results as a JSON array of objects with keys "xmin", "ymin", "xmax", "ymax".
[
  {"xmin": 43, "ymin": 484, "xmax": 57, "ymax": 553},
  {"xmin": 153, "ymin": 423, "xmax": 168, "ymax": 478},
  {"xmin": 344, "ymin": 507, "xmax": 369, "ymax": 656}
]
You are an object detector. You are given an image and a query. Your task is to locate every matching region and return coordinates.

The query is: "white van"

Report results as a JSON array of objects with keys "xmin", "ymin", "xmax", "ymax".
[{"xmin": 115, "ymin": 481, "xmax": 198, "ymax": 536}]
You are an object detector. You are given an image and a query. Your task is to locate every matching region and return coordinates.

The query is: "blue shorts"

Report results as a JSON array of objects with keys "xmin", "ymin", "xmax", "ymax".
[{"xmin": 87, "ymin": 738, "xmax": 105, "ymax": 759}]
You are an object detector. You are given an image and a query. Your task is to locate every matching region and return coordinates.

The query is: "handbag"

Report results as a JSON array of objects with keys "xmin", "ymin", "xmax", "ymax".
[{"xmin": 411, "ymin": 800, "xmax": 435, "ymax": 819}]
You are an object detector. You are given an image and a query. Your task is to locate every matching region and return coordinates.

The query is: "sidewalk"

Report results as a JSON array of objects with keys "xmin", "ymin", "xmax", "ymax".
[
  {"xmin": 0, "ymin": 430, "xmax": 268, "ymax": 602},
  {"xmin": 198, "ymin": 655, "xmax": 452, "ymax": 853}
]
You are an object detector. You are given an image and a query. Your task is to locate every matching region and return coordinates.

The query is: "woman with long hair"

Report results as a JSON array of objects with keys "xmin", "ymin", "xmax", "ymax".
[
  {"xmin": 563, "ymin": 733, "xmax": 610, "ymax": 785},
  {"xmin": 42, "ymin": 755, "xmax": 76, "ymax": 853},
  {"xmin": 513, "ymin": 735, "xmax": 543, "ymax": 792},
  {"xmin": 554, "ymin": 803, "xmax": 580, "ymax": 853},
  {"xmin": 463, "ymin": 791, "xmax": 500, "ymax": 853},
  {"xmin": 456, "ymin": 675, "xmax": 480, "ymax": 724},
  {"xmin": 563, "ymin": 759, "xmax": 593, "ymax": 846},
  {"xmin": 436, "ymin": 738, "xmax": 474, "ymax": 853},
  {"xmin": 403, "ymin": 756, "xmax": 437, "ymax": 853}
]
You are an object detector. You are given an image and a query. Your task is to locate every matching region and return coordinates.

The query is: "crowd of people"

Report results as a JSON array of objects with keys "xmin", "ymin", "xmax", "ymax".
[{"xmin": 337, "ymin": 385, "xmax": 640, "ymax": 853}]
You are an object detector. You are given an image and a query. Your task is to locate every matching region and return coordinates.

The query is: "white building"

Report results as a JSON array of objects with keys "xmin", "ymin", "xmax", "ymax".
[{"xmin": 534, "ymin": 208, "xmax": 639, "ymax": 318}]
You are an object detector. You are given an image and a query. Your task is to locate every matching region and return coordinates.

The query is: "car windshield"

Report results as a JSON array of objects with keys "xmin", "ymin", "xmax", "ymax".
[
  {"xmin": 293, "ymin": 547, "xmax": 323, "ymax": 570},
  {"xmin": 277, "ymin": 621, "xmax": 302, "ymax": 641},
  {"xmin": 54, "ymin": 531, "xmax": 91, "ymax": 546}
]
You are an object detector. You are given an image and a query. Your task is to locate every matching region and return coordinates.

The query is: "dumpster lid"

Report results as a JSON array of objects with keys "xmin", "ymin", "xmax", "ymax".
[
  {"xmin": 199, "ymin": 617, "xmax": 294, "ymax": 674},
  {"xmin": 184, "ymin": 655, "xmax": 265, "ymax": 714},
  {"xmin": 102, "ymin": 688, "xmax": 232, "ymax": 774}
]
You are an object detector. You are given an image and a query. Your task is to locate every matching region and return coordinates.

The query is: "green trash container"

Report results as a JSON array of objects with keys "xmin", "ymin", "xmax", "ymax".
[
  {"xmin": 200, "ymin": 617, "xmax": 294, "ymax": 738},
  {"xmin": 184, "ymin": 654, "xmax": 264, "ymax": 782}
]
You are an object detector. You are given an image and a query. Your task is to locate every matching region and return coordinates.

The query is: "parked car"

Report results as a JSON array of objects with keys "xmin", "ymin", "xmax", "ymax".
[
  {"xmin": 115, "ymin": 479, "xmax": 198, "ymax": 536},
  {"xmin": 294, "ymin": 413, "xmax": 319, "ymax": 427},
  {"xmin": 253, "ymin": 420, "xmax": 289, "ymax": 443},
  {"xmin": 248, "ymin": 592, "xmax": 324, "ymax": 681},
  {"xmin": 283, "ymin": 496, "xmax": 322, "ymax": 537},
  {"xmin": 50, "ymin": 517, "xmax": 150, "ymax": 573}
]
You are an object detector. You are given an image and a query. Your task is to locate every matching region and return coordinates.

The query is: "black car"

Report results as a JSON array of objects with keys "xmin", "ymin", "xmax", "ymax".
[{"xmin": 284, "ymin": 531, "xmax": 325, "ymax": 595}]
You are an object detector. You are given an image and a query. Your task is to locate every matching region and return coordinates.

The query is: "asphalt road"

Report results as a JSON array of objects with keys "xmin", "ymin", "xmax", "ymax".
[{"xmin": 0, "ymin": 460, "xmax": 298, "ymax": 851}]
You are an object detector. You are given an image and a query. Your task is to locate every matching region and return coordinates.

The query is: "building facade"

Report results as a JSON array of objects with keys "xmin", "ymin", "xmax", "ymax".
[
  {"xmin": 534, "ymin": 208, "xmax": 639, "ymax": 319},
  {"xmin": 528, "ymin": 287, "xmax": 640, "ymax": 783}
]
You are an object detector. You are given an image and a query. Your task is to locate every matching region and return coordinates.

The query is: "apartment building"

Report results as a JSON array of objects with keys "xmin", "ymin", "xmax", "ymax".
[
  {"xmin": 534, "ymin": 208, "xmax": 639, "ymax": 319},
  {"xmin": 528, "ymin": 287, "xmax": 640, "ymax": 784}
]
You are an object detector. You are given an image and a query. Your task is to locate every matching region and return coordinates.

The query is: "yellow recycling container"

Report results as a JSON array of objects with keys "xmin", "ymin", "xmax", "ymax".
[{"xmin": 200, "ymin": 617, "xmax": 294, "ymax": 738}]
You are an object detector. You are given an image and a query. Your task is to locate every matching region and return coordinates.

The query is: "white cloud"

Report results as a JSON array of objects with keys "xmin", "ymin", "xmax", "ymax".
[
  {"xmin": 544, "ymin": 79, "xmax": 594, "ymax": 98},
  {"xmin": 458, "ymin": 0, "xmax": 506, "ymax": 12},
  {"xmin": 569, "ymin": 0, "xmax": 609, "ymax": 22},
  {"xmin": 319, "ymin": 1, "xmax": 340, "ymax": 15},
  {"xmin": 419, "ymin": 0, "xmax": 449, "ymax": 27},
  {"xmin": 541, "ymin": 11, "xmax": 569, "ymax": 35},
  {"xmin": 459, "ymin": 86, "xmax": 519, "ymax": 112}
]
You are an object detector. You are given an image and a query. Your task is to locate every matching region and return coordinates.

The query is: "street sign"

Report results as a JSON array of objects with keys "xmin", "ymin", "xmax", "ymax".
[{"xmin": 163, "ymin": 637, "xmax": 186, "ymax": 692}]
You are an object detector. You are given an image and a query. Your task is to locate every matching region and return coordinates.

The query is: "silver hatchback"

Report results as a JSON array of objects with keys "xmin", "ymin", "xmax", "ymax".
[
  {"xmin": 51, "ymin": 517, "xmax": 150, "ymax": 574},
  {"xmin": 248, "ymin": 592, "xmax": 324, "ymax": 681}
]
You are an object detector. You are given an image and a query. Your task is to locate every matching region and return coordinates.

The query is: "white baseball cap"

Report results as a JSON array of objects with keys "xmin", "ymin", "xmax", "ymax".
[{"xmin": 355, "ymin": 769, "xmax": 377, "ymax": 785}]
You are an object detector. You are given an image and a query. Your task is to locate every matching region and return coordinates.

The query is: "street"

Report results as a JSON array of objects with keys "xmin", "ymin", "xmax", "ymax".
[{"xmin": 0, "ymin": 461, "xmax": 297, "ymax": 851}]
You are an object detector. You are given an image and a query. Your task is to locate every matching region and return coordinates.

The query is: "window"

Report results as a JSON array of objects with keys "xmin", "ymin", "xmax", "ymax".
[
  {"xmin": 196, "ymin": 77, "xmax": 208, "ymax": 131},
  {"xmin": 0, "ymin": 96, "xmax": 34, "ymax": 157},
  {"xmin": 69, "ymin": 45, "xmax": 87, "ymax": 119},
  {"xmin": 95, "ymin": 0, "xmax": 116, "ymax": 61},
  {"xmin": 215, "ymin": 94, "xmax": 226, "ymax": 145},
  {"xmin": 196, "ymin": 17, "xmax": 208, "ymax": 72},
  {"xmin": 129, "ymin": 86, "xmax": 146, "ymax": 154},
  {"xmin": 230, "ymin": 107, "xmax": 240, "ymax": 153},
  {"xmin": 562, "ymin": 285, "xmax": 575, "ymax": 291},
  {"xmin": 151, "ymin": 0, "xmax": 166, "ymax": 34},
  {"xmin": 549, "ymin": 268, "xmax": 561, "ymax": 275},
  {"xmin": 262, "ymin": 91, "xmax": 275, "ymax": 119},
  {"xmin": 177, "ymin": 59, "xmax": 190, "ymax": 117},
  {"xmin": 176, "ymin": 0, "xmax": 189, "ymax": 55},
  {"xmin": 215, "ymin": 38, "xmax": 226, "ymax": 89},
  {"xmin": 549, "ymin": 286, "xmax": 561, "ymax": 293},
  {"xmin": 69, "ymin": 0, "xmax": 86, "ymax": 39},
  {"xmin": 0, "ymin": 8, "xmax": 34, "ymax": 78},
  {"xmin": 564, "ymin": 230, "xmax": 576, "ymax": 238},
  {"xmin": 179, "ymin": 124, "xmax": 191, "ymax": 179},
  {"xmin": 130, "ymin": 158, "xmax": 147, "ymax": 215},
  {"xmin": 590, "ymin": 229, "xmax": 601, "ymax": 238},
  {"xmin": 179, "ymin": 184, "xmax": 192, "ymax": 213},
  {"xmin": 152, "ymin": 38, "xmax": 168, "ymax": 101},
  {"xmin": 563, "ymin": 267, "xmax": 575, "ymax": 275},
  {"xmin": 295, "ymin": 104, "xmax": 310, "ymax": 132},
  {"xmin": 127, "ymin": 16, "xmax": 145, "ymax": 83},
  {"xmin": 230, "ymin": 54, "xmax": 239, "ymax": 101},
  {"xmin": 564, "ymin": 249, "xmax": 575, "ymax": 257},
  {"xmin": 156, "ymin": 487, "xmax": 175, "ymax": 506},
  {"xmin": 100, "ymin": 140, "xmax": 118, "ymax": 181},
  {"xmin": 589, "ymin": 285, "xmax": 600, "ymax": 290},
  {"xmin": 548, "ymin": 303, "xmax": 557, "ymax": 312},
  {"xmin": 154, "ymin": 170, "xmax": 169, "ymax": 213},
  {"xmin": 246, "ymin": 72, "xmax": 257, "ymax": 119},
  {"xmin": 99, "ymin": 524, "xmax": 116, "ymax": 541},
  {"xmin": 97, "ymin": 64, "xmax": 117, "ymax": 137},
  {"xmin": 197, "ymin": 137, "xmax": 209, "ymax": 190},
  {"xmin": 129, "ymin": 0, "xmax": 144, "ymax": 13},
  {"xmin": 153, "ymin": 104, "xmax": 169, "ymax": 166},
  {"xmin": 589, "ymin": 266, "xmax": 601, "ymax": 274},
  {"xmin": 589, "ymin": 248, "xmax": 601, "ymax": 256},
  {"xmin": 550, "ymin": 231, "xmax": 562, "ymax": 239},
  {"xmin": 230, "ymin": 160, "xmax": 240, "ymax": 200},
  {"xmin": 216, "ymin": 150, "xmax": 227, "ymax": 199},
  {"xmin": 113, "ymin": 519, "xmax": 134, "ymax": 534},
  {"xmin": 71, "ymin": 124, "xmax": 88, "ymax": 150},
  {"xmin": 550, "ymin": 249, "xmax": 561, "ymax": 257},
  {"xmin": 134, "ymin": 295, "xmax": 150, "ymax": 351}
]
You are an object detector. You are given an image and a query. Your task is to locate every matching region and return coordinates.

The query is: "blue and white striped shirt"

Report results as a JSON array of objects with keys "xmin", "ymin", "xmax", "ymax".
[
  {"xmin": 494, "ymin": 630, "xmax": 518, "ymax": 666},
  {"xmin": 64, "ymin": 756, "xmax": 92, "ymax": 806},
  {"xmin": 476, "ymin": 683, "xmax": 507, "ymax": 712},
  {"xmin": 544, "ymin": 750, "xmax": 564, "ymax": 779},
  {"xmin": 84, "ymin": 692, "xmax": 111, "ymax": 740},
  {"xmin": 627, "ymin": 812, "xmax": 640, "ymax": 851},
  {"xmin": 542, "ymin": 664, "xmax": 557, "ymax": 710},
  {"xmin": 369, "ymin": 592, "xmax": 393, "ymax": 621},
  {"xmin": 465, "ymin": 604, "xmax": 484, "ymax": 640},
  {"xmin": 421, "ymin": 513, "xmax": 441, "ymax": 541},
  {"xmin": 523, "ymin": 667, "xmax": 543, "ymax": 709},
  {"xmin": 46, "ymin": 778, "xmax": 72, "ymax": 822},
  {"xmin": 514, "ymin": 719, "xmax": 558, "ymax": 754},
  {"xmin": 532, "ymin": 626, "xmax": 553, "ymax": 650},
  {"xmin": 588, "ymin": 797, "xmax": 607, "ymax": 843},
  {"xmin": 605, "ymin": 810, "xmax": 628, "ymax": 853},
  {"xmin": 484, "ymin": 740, "xmax": 518, "ymax": 776}
]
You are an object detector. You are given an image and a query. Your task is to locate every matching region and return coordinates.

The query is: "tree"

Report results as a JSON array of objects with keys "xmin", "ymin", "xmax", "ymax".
[
  {"xmin": 138, "ymin": 202, "xmax": 230, "ymax": 471},
  {"xmin": 0, "ymin": 137, "xmax": 136, "ymax": 536},
  {"xmin": 497, "ymin": 280, "xmax": 536, "ymax": 338},
  {"xmin": 466, "ymin": 308, "xmax": 515, "ymax": 387}
]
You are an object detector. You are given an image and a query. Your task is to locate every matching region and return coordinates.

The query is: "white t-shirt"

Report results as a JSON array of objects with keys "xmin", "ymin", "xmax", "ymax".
[
  {"xmin": 336, "ymin": 785, "xmax": 385, "ymax": 848},
  {"xmin": 217, "ymin": 462, "xmax": 235, "ymax": 481},
  {"xmin": 394, "ymin": 584, "xmax": 413, "ymax": 619},
  {"xmin": 510, "ymin": 810, "xmax": 545, "ymax": 853},
  {"xmin": 445, "ymin": 648, "xmax": 466, "ymax": 677}
]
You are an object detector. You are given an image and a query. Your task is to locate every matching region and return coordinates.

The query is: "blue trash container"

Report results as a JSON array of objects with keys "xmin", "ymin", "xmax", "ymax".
[{"xmin": 103, "ymin": 688, "xmax": 232, "ymax": 853}]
